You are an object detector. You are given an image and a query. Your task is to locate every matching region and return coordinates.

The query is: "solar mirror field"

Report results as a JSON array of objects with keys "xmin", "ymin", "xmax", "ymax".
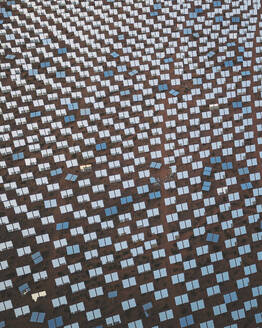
[{"xmin": 1, "ymin": 0, "xmax": 262, "ymax": 327}]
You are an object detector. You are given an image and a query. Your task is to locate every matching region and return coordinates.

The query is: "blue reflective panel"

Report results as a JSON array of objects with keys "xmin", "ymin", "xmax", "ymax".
[
  {"xmin": 73, "ymin": 245, "xmax": 80, "ymax": 253},
  {"xmin": 38, "ymin": 313, "xmax": 46, "ymax": 323},
  {"xmin": 164, "ymin": 58, "xmax": 173, "ymax": 63},
  {"xmin": 149, "ymin": 191, "xmax": 161, "ymax": 200},
  {"xmin": 56, "ymin": 71, "xmax": 66, "ymax": 78},
  {"xmin": 48, "ymin": 319, "xmax": 56, "ymax": 328},
  {"xmin": 242, "ymin": 106, "xmax": 251, "ymax": 114},
  {"xmin": 202, "ymin": 181, "xmax": 211, "ymax": 191},
  {"xmin": 206, "ymin": 233, "xmax": 219, "ymax": 243},
  {"xmin": 155, "ymin": 191, "xmax": 161, "ymax": 198},
  {"xmin": 57, "ymin": 168, "xmax": 62, "ymax": 175},
  {"xmin": 241, "ymin": 70, "xmax": 251, "ymax": 76},
  {"xmin": 129, "ymin": 69, "xmax": 138, "ymax": 76},
  {"xmin": 224, "ymin": 60, "xmax": 233, "ymax": 67},
  {"xmin": 66, "ymin": 246, "xmax": 73, "ymax": 255},
  {"xmin": 133, "ymin": 94, "xmax": 142, "ymax": 101},
  {"xmin": 203, "ymin": 167, "xmax": 212, "ymax": 176},
  {"xmin": 58, "ymin": 48, "xmax": 67, "ymax": 54},
  {"xmin": 154, "ymin": 3, "xmax": 161, "ymax": 9},
  {"xmin": 96, "ymin": 143, "xmax": 107, "ymax": 151},
  {"xmin": 149, "ymin": 192, "xmax": 155, "ymax": 200},
  {"xmin": 30, "ymin": 111, "xmax": 41, "ymax": 118},
  {"xmin": 105, "ymin": 206, "xmax": 118, "ymax": 216},
  {"xmin": 241, "ymin": 182, "xmax": 253, "ymax": 191},
  {"xmin": 215, "ymin": 16, "xmax": 223, "ymax": 22},
  {"xmin": 105, "ymin": 208, "xmax": 111, "ymax": 216},
  {"xmin": 111, "ymin": 52, "xmax": 119, "ymax": 58},
  {"xmin": 236, "ymin": 56, "xmax": 243, "ymax": 63},
  {"xmin": 222, "ymin": 162, "xmax": 233, "ymax": 170},
  {"xmin": 143, "ymin": 302, "xmax": 153, "ymax": 311},
  {"xmin": 40, "ymin": 61, "xmax": 50, "ymax": 68},
  {"xmin": 32, "ymin": 251, "xmax": 41, "ymax": 260},
  {"xmin": 247, "ymin": 182, "xmax": 253, "ymax": 189},
  {"xmin": 256, "ymin": 205, "xmax": 262, "ymax": 213},
  {"xmin": 67, "ymin": 245, "xmax": 79, "ymax": 255},
  {"xmin": 12, "ymin": 152, "xmax": 24, "ymax": 161},
  {"xmin": 187, "ymin": 315, "xmax": 194, "ymax": 325},
  {"xmin": 117, "ymin": 65, "xmax": 127, "ymax": 72},
  {"xmin": 120, "ymin": 90, "xmax": 130, "ymax": 96},
  {"xmin": 68, "ymin": 102, "xmax": 78, "ymax": 110},
  {"xmin": 108, "ymin": 291, "xmax": 117, "ymax": 298},
  {"xmin": 233, "ymin": 101, "xmax": 242, "ymax": 108},
  {"xmin": 150, "ymin": 162, "xmax": 162, "ymax": 169},
  {"xmin": 2, "ymin": 10, "xmax": 12, "ymax": 17},
  {"xmin": 65, "ymin": 174, "xmax": 78, "ymax": 181},
  {"xmin": 30, "ymin": 312, "xmax": 38, "ymax": 323},
  {"xmin": 232, "ymin": 16, "xmax": 240, "ymax": 22},
  {"xmin": 238, "ymin": 167, "xmax": 249, "ymax": 175},
  {"xmin": 184, "ymin": 28, "xmax": 192, "ymax": 34},
  {"xmin": 224, "ymin": 291, "xmax": 238, "ymax": 303},
  {"xmin": 158, "ymin": 84, "xmax": 168, "ymax": 92},
  {"xmin": 195, "ymin": 8, "xmax": 203, "ymax": 13},
  {"xmin": 189, "ymin": 12, "xmax": 197, "ymax": 18},
  {"xmin": 207, "ymin": 51, "xmax": 215, "ymax": 58},
  {"xmin": 210, "ymin": 156, "xmax": 221, "ymax": 164},
  {"xmin": 28, "ymin": 69, "xmax": 38, "ymax": 76},
  {"xmin": 64, "ymin": 115, "xmax": 75, "ymax": 123},
  {"xmin": 50, "ymin": 168, "xmax": 63, "ymax": 176},
  {"xmin": 223, "ymin": 294, "xmax": 231, "ymax": 304},
  {"xmin": 32, "ymin": 251, "xmax": 43, "ymax": 264},
  {"xmin": 19, "ymin": 283, "xmax": 30, "ymax": 293},
  {"xmin": 150, "ymin": 11, "xmax": 158, "ymax": 16},
  {"xmin": 137, "ymin": 185, "xmax": 149, "ymax": 194},
  {"xmin": 169, "ymin": 89, "xmax": 179, "ymax": 96},
  {"xmin": 34, "ymin": 256, "xmax": 43, "ymax": 264},
  {"xmin": 150, "ymin": 177, "xmax": 157, "ymax": 184},
  {"xmin": 206, "ymin": 233, "xmax": 212, "ymax": 242},
  {"xmin": 112, "ymin": 206, "xmax": 118, "ymax": 215},
  {"xmin": 56, "ymin": 222, "xmax": 69, "ymax": 231},
  {"xmin": 120, "ymin": 195, "xmax": 133, "ymax": 204},
  {"xmin": 255, "ymin": 313, "xmax": 262, "ymax": 324},
  {"xmin": 213, "ymin": 234, "xmax": 219, "ymax": 243},
  {"xmin": 104, "ymin": 70, "xmax": 113, "ymax": 78},
  {"xmin": 180, "ymin": 314, "xmax": 194, "ymax": 327},
  {"xmin": 17, "ymin": 152, "xmax": 25, "ymax": 159},
  {"xmin": 5, "ymin": 54, "xmax": 15, "ymax": 59}
]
